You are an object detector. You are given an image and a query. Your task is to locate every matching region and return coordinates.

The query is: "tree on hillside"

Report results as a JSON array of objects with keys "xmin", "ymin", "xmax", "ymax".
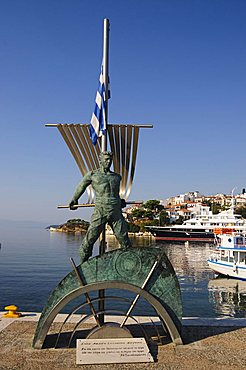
[
  {"xmin": 127, "ymin": 222, "xmax": 140, "ymax": 233},
  {"xmin": 143, "ymin": 210, "xmax": 154, "ymax": 220},
  {"xmin": 137, "ymin": 219, "xmax": 159, "ymax": 232},
  {"xmin": 131, "ymin": 208, "xmax": 145, "ymax": 219},
  {"xmin": 236, "ymin": 206, "xmax": 246, "ymax": 219},
  {"xmin": 175, "ymin": 216, "xmax": 184, "ymax": 225},
  {"xmin": 202, "ymin": 200, "xmax": 222, "ymax": 214},
  {"xmin": 144, "ymin": 200, "xmax": 164, "ymax": 212},
  {"xmin": 127, "ymin": 200, "xmax": 168, "ymax": 230},
  {"xmin": 159, "ymin": 210, "xmax": 170, "ymax": 226}
]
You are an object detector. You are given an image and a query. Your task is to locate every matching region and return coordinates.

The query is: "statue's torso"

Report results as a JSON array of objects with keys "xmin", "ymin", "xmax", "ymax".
[{"xmin": 91, "ymin": 170, "xmax": 121, "ymax": 206}]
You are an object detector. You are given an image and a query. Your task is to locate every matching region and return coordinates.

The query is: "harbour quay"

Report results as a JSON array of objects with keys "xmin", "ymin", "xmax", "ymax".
[{"xmin": 0, "ymin": 313, "xmax": 245, "ymax": 370}]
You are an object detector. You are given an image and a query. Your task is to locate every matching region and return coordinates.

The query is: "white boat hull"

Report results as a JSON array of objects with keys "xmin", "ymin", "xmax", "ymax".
[{"xmin": 208, "ymin": 260, "xmax": 246, "ymax": 280}]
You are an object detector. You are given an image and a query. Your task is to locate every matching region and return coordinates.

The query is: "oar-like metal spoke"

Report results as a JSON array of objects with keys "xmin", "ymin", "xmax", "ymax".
[
  {"xmin": 80, "ymin": 125, "xmax": 99, "ymax": 170},
  {"xmin": 57, "ymin": 125, "xmax": 86, "ymax": 176},
  {"xmin": 71, "ymin": 125, "xmax": 92, "ymax": 172},
  {"xmin": 113, "ymin": 125, "xmax": 121, "ymax": 180},
  {"xmin": 48, "ymin": 123, "xmax": 152, "ymax": 203},
  {"xmin": 120, "ymin": 126, "xmax": 127, "ymax": 197},
  {"xmin": 125, "ymin": 126, "xmax": 139, "ymax": 200},
  {"xmin": 124, "ymin": 125, "xmax": 133, "ymax": 199}
]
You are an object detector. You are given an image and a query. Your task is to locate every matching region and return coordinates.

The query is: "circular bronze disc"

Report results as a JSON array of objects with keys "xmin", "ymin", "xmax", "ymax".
[
  {"xmin": 115, "ymin": 251, "xmax": 142, "ymax": 278},
  {"xmin": 87, "ymin": 323, "xmax": 133, "ymax": 339}
]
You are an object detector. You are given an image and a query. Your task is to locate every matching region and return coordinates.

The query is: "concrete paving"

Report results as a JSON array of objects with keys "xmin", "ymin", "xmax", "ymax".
[{"xmin": 0, "ymin": 313, "xmax": 245, "ymax": 370}]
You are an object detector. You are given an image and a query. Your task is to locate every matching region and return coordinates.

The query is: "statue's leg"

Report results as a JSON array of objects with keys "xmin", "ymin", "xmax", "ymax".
[
  {"xmin": 79, "ymin": 207, "xmax": 106, "ymax": 262},
  {"xmin": 109, "ymin": 212, "xmax": 132, "ymax": 249}
]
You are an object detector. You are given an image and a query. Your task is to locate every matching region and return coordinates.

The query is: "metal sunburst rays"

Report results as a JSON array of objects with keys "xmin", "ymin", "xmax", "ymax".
[{"xmin": 46, "ymin": 123, "xmax": 152, "ymax": 203}]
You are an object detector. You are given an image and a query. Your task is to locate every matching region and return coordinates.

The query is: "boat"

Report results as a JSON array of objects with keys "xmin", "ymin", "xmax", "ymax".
[
  {"xmin": 145, "ymin": 225, "xmax": 214, "ymax": 242},
  {"xmin": 207, "ymin": 229, "xmax": 246, "ymax": 280},
  {"xmin": 146, "ymin": 206, "xmax": 246, "ymax": 242}
]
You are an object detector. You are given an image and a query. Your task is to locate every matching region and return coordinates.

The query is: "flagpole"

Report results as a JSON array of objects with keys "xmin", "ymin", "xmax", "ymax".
[
  {"xmin": 99, "ymin": 18, "xmax": 110, "ymax": 325},
  {"xmin": 101, "ymin": 18, "xmax": 110, "ymax": 152},
  {"xmin": 99, "ymin": 18, "xmax": 110, "ymax": 258}
]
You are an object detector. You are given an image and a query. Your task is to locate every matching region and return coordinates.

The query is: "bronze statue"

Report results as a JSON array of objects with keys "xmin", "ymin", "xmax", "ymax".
[{"xmin": 69, "ymin": 151, "xmax": 131, "ymax": 262}]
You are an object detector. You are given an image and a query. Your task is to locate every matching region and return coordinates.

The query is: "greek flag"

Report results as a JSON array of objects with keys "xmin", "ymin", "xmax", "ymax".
[{"xmin": 90, "ymin": 66, "xmax": 110, "ymax": 145}]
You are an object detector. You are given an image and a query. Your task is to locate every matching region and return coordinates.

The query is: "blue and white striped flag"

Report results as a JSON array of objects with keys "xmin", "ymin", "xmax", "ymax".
[{"xmin": 90, "ymin": 66, "xmax": 110, "ymax": 145}]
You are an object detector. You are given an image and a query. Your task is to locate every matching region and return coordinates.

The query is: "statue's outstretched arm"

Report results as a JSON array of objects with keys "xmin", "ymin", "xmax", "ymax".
[{"xmin": 69, "ymin": 172, "xmax": 92, "ymax": 209}]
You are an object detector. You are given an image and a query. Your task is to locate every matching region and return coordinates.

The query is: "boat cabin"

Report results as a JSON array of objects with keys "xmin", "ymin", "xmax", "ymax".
[
  {"xmin": 215, "ymin": 231, "xmax": 246, "ymax": 265},
  {"xmin": 216, "ymin": 234, "xmax": 245, "ymax": 249},
  {"xmin": 208, "ymin": 229, "xmax": 246, "ymax": 280}
]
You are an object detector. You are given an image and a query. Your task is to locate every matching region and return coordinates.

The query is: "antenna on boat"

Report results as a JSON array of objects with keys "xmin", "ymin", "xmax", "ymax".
[{"xmin": 231, "ymin": 187, "xmax": 237, "ymax": 213}]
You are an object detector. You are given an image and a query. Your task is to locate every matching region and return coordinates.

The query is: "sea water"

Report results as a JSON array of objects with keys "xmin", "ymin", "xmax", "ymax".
[{"xmin": 0, "ymin": 220, "xmax": 245, "ymax": 318}]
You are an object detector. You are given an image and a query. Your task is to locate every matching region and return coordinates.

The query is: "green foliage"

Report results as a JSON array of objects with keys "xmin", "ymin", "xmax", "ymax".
[
  {"xmin": 146, "ymin": 219, "xmax": 159, "ymax": 226},
  {"xmin": 137, "ymin": 219, "xmax": 158, "ymax": 232},
  {"xmin": 236, "ymin": 206, "xmax": 246, "ymax": 219},
  {"xmin": 175, "ymin": 216, "xmax": 184, "ymax": 225},
  {"xmin": 159, "ymin": 210, "xmax": 170, "ymax": 226},
  {"xmin": 127, "ymin": 222, "xmax": 140, "ymax": 233},
  {"xmin": 131, "ymin": 208, "xmax": 145, "ymax": 219},
  {"xmin": 128, "ymin": 200, "xmax": 168, "ymax": 230},
  {"xmin": 67, "ymin": 218, "xmax": 82, "ymax": 224},
  {"xmin": 144, "ymin": 199, "xmax": 163, "ymax": 211},
  {"xmin": 202, "ymin": 200, "xmax": 224, "ymax": 214},
  {"xmin": 63, "ymin": 219, "xmax": 89, "ymax": 230},
  {"xmin": 211, "ymin": 203, "xmax": 222, "ymax": 214},
  {"xmin": 143, "ymin": 210, "xmax": 154, "ymax": 220}
]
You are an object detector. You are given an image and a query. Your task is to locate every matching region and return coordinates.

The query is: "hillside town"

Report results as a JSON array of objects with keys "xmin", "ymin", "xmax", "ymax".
[
  {"xmin": 48, "ymin": 189, "xmax": 246, "ymax": 234},
  {"xmin": 124, "ymin": 189, "xmax": 246, "ymax": 230}
]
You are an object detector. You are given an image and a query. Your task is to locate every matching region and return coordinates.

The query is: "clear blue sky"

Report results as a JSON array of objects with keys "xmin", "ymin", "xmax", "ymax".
[{"xmin": 1, "ymin": 0, "xmax": 246, "ymax": 223}]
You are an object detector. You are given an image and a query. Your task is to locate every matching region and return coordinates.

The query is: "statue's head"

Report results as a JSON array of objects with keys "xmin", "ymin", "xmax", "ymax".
[{"xmin": 100, "ymin": 151, "xmax": 113, "ymax": 171}]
